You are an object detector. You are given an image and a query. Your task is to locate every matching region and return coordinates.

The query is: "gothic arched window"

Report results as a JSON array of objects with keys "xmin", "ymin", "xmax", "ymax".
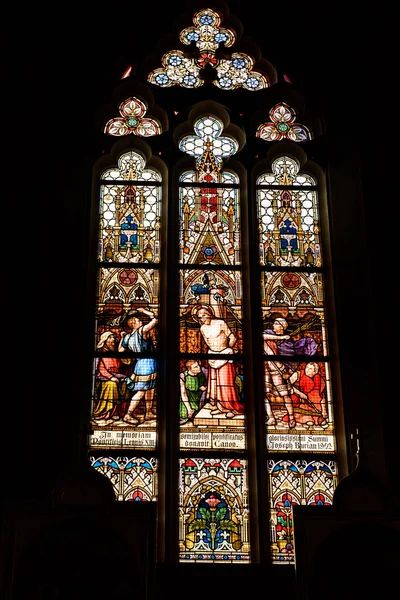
[{"xmin": 88, "ymin": 2, "xmax": 348, "ymax": 568}]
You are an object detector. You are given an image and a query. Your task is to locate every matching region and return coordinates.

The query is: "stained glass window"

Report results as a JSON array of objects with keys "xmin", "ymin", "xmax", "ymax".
[
  {"xmin": 104, "ymin": 97, "xmax": 162, "ymax": 137},
  {"xmin": 179, "ymin": 457, "xmax": 250, "ymax": 562},
  {"xmin": 269, "ymin": 459, "xmax": 337, "ymax": 562},
  {"xmin": 98, "ymin": 152, "xmax": 161, "ymax": 263},
  {"xmin": 257, "ymin": 156, "xmax": 338, "ymax": 563},
  {"xmin": 88, "ymin": 3, "xmax": 344, "ymax": 572},
  {"xmin": 256, "ymin": 103, "xmax": 311, "ymax": 142},
  {"xmin": 176, "ymin": 113, "xmax": 249, "ymax": 560},
  {"xmin": 90, "ymin": 456, "xmax": 158, "ymax": 501},
  {"xmin": 89, "ymin": 149, "xmax": 161, "ymax": 480}
]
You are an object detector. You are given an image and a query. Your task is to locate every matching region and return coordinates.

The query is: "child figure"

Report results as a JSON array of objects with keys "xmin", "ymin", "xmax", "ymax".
[{"xmin": 179, "ymin": 360, "xmax": 207, "ymax": 424}]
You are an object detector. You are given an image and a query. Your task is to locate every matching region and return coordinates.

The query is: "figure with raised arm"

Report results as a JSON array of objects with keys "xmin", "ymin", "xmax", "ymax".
[
  {"xmin": 263, "ymin": 318, "xmax": 317, "ymax": 429},
  {"xmin": 119, "ymin": 307, "xmax": 158, "ymax": 424}
]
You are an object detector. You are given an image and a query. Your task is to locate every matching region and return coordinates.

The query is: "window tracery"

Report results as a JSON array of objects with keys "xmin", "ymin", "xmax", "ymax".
[
  {"xmin": 256, "ymin": 102, "xmax": 312, "ymax": 142},
  {"xmin": 104, "ymin": 96, "xmax": 162, "ymax": 137},
  {"xmin": 148, "ymin": 8, "xmax": 269, "ymax": 90}
]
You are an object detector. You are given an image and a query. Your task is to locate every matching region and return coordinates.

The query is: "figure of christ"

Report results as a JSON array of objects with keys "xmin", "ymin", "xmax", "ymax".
[{"xmin": 192, "ymin": 305, "xmax": 244, "ymax": 419}]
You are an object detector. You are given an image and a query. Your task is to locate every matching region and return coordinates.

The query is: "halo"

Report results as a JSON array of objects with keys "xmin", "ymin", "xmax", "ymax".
[{"xmin": 191, "ymin": 304, "xmax": 215, "ymax": 322}]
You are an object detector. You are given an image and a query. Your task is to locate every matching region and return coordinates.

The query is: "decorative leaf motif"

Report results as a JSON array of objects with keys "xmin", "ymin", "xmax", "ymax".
[
  {"xmin": 215, "ymin": 507, "xmax": 227, "ymax": 521},
  {"xmin": 106, "ymin": 119, "xmax": 128, "ymax": 136},
  {"xmin": 199, "ymin": 507, "xmax": 211, "ymax": 520},
  {"xmin": 122, "ymin": 99, "xmax": 146, "ymax": 118},
  {"xmin": 288, "ymin": 125, "xmax": 309, "ymax": 141},
  {"xmin": 219, "ymin": 520, "xmax": 239, "ymax": 533},
  {"xmin": 258, "ymin": 124, "xmax": 279, "ymax": 141},
  {"xmin": 188, "ymin": 519, "xmax": 208, "ymax": 532}
]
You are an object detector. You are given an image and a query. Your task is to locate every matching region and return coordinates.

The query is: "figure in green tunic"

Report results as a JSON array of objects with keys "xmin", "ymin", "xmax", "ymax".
[{"xmin": 179, "ymin": 360, "xmax": 207, "ymax": 424}]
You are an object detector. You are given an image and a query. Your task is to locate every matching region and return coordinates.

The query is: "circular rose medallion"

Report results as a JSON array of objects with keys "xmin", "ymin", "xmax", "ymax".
[
  {"xmin": 282, "ymin": 273, "xmax": 300, "ymax": 288},
  {"xmin": 118, "ymin": 269, "xmax": 137, "ymax": 286}
]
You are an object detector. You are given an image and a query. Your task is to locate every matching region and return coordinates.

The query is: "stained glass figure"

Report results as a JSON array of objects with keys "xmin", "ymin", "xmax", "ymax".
[
  {"xmin": 179, "ymin": 359, "xmax": 208, "ymax": 425},
  {"xmin": 89, "ymin": 355, "xmax": 158, "ymax": 450},
  {"xmin": 179, "ymin": 457, "xmax": 250, "ymax": 562},
  {"xmin": 90, "ymin": 456, "xmax": 158, "ymax": 501},
  {"xmin": 256, "ymin": 103, "xmax": 311, "ymax": 142},
  {"xmin": 264, "ymin": 360, "xmax": 335, "ymax": 451},
  {"xmin": 91, "ymin": 330, "xmax": 132, "ymax": 427},
  {"xmin": 89, "ymin": 266, "xmax": 159, "ymax": 450},
  {"xmin": 104, "ymin": 97, "xmax": 162, "ymax": 137},
  {"xmin": 179, "ymin": 358, "xmax": 246, "ymax": 450},
  {"xmin": 148, "ymin": 8, "xmax": 268, "ymax": 91},
  {"xmin": 257, "ymin": 157, "xmax": 320, "ymax": 267},
  {"xmin": 261, "ymin": 271, "xmax": 328, "ymax": 356},
  {"xmin": 179, "ymin": 269, "xmax": 242, "ymax": 353},
  {"xmin": 100, "ymin": 151, "xmax": 161, "ymax": 263},
  {"xmin": 268, "ymin": 459, "xmax": 337, "ymax": 563}
]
